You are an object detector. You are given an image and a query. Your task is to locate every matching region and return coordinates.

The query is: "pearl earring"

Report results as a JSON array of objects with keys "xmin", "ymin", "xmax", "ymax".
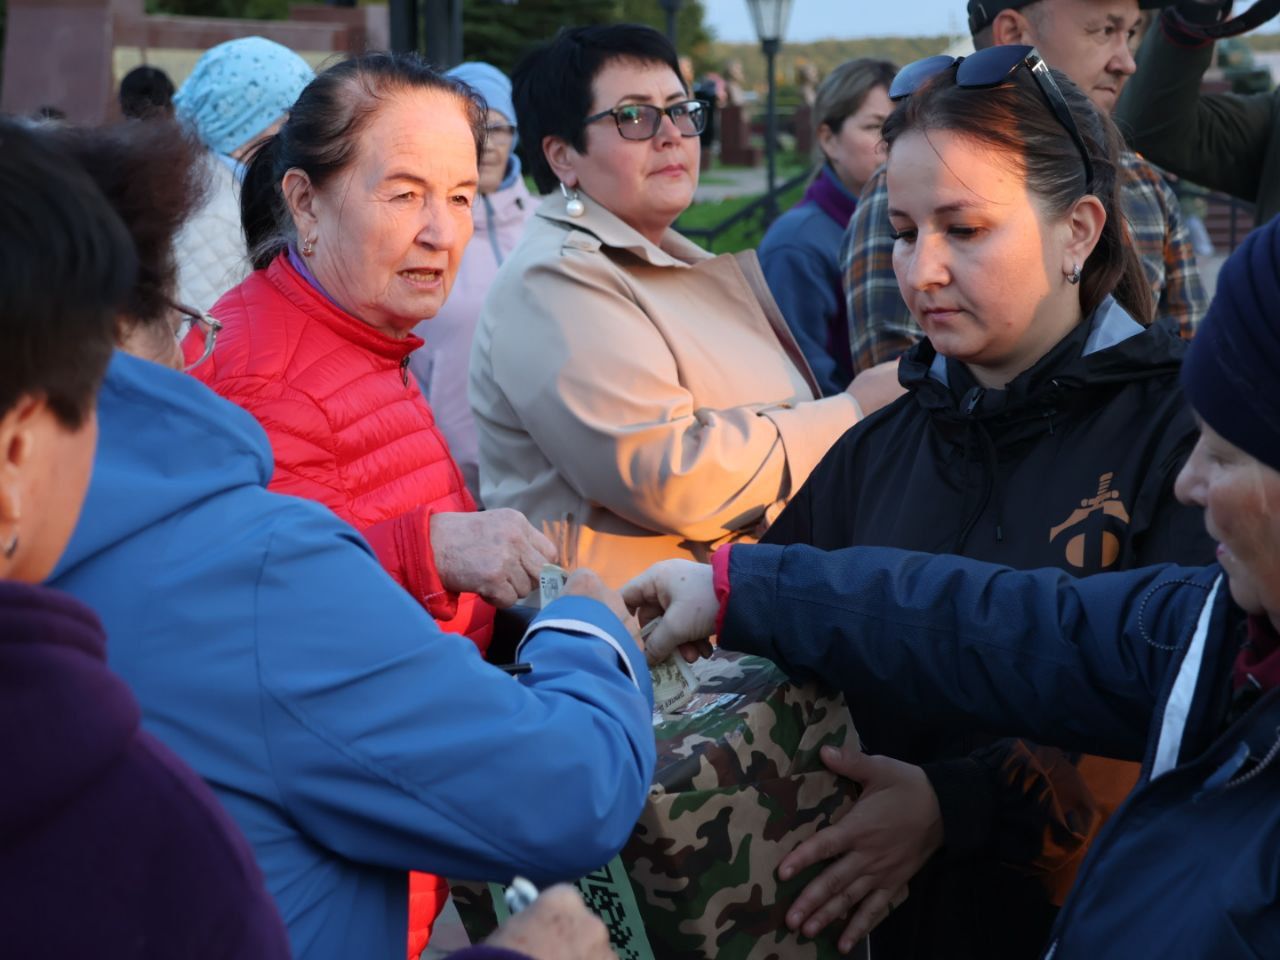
[{"xmin": 560, "ymin": 182, "xmax": 585, "ymax": 218}]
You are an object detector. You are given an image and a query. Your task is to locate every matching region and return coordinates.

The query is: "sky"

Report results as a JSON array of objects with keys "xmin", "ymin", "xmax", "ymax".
[
  {"xmin": 702, "ymin": 0, "xmax": 1280, "ymax": 44},
  {"xmin": 703, "ymin": 0, "xmax": 981, "ymax": 43}
]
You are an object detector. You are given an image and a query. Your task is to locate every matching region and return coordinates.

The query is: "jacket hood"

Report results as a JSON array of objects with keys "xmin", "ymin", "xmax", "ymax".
[
  {"xmin": 477, "ymin": 174, "xmax": 535, "ymax": 232},
  {"xmin": 901, "ymin": 296, "xmax": 1187, "ymax": 447},
  {"xmin": 0, "ymin": 581, "xmax": 139, "ymax": 840},
  {"xmin": 55, "ymin": 351, "xmax": 274, "ymax": 574}
]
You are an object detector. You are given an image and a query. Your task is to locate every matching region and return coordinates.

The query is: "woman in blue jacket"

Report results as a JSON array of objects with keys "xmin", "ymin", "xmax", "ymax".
[
  {"xmin": 758, "ymin": 58, "xmax": 896, "ymax": 395},
  {"xmin": 625, "ymin": 212, "xmax": 1280, "ymax": 960},
  {"xmin": 43, "ymin": 120, "xmax": 656, "ymax": 960}
]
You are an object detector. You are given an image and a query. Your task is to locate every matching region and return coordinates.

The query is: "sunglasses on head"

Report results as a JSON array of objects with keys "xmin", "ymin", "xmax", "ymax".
[{"xmin": 889, "ymin": 45, "xmax": 1095, "ymax": 193}]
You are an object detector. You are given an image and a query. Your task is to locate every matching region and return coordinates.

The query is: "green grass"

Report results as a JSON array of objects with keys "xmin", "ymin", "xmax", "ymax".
[{"xmin": 677, "ymin": 179, "xmax": 809, "ymax": 254}]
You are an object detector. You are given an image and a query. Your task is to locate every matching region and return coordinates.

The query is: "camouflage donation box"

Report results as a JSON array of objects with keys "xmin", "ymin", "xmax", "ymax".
[{"xmin": 452, "ymin": 652, "xmax": 862, "ymax": 959}]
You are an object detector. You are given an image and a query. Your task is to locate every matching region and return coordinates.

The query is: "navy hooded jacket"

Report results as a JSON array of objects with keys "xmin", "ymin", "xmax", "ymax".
[{"xmin": 720, "ymin": 543, "xmax": 1280, "ymax": 959}]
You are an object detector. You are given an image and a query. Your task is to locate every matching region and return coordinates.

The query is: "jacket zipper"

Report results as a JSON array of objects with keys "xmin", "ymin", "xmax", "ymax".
[{"xmin": 400, "ymin": 354, "xmax": 410, "ymax": 386}]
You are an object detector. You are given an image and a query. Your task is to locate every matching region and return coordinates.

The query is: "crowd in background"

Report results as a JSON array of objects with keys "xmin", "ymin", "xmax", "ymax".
[{"xmin": 5, "ymin": 0, "xmax": 1280, "ymax": 958}]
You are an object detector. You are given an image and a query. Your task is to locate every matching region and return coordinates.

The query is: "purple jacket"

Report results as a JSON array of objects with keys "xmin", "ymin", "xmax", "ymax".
[{"xmin": 0, "ymin": 580, "xmax": 290, "ymax": 959}]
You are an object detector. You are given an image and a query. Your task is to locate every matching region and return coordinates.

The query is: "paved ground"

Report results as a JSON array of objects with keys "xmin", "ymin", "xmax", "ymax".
[{"xmin": 693, "ymin": 163, "xmax": 776, "ymax": 203}]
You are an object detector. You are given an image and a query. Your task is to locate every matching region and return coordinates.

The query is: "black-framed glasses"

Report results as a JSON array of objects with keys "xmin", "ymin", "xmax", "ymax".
[
  {"xmin": 582, "ymin": 100, "xmax": 707, "ymax": 141},
  {"xmin": 889, "ymin": 45, "xmax": 1095, "ymax": 192},
  {"xmin": 172, "ymin": 301, "xmax": 222, "ymax": 372}
]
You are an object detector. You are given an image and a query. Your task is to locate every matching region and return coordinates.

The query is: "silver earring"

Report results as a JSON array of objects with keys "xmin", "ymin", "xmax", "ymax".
[
  {"xmin": 3, "ymin": 532, "xmax": 17, "ymax": 559},
  {"xmin": 560, "ymin": 182, "xmax": 585, "ymax": 218},
  {"xmin": 1067, "ymin": 263, "xmax": 1082, "ymax": 285},
  {"xmin": 302, "ymin": 237, "xmax": 316, "ymax": 257}
]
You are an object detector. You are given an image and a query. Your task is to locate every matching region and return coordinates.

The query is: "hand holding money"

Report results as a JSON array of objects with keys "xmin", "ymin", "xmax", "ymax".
[
  {"xmin": 429, "ymin": 508, "xmax": 557, "ymax": 608},
  {"xmin": 622, "ymin": 559, "xmax": 719, "ymax": 664}
]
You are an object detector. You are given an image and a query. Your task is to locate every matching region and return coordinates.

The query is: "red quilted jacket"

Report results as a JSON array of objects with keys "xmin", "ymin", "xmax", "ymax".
[{"xmin": 188, "ymin": 254, "xmax": 492, "ymax": 957}]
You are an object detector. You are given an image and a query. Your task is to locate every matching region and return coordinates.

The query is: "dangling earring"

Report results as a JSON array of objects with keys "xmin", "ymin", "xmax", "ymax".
[
  {"xmin": 3, "ymin": 531, "xmax": 17, "ymax": 559},
  {"xmin": 1066, "ymin": 263, "xmax": 1082, "ymax": 285},
  {"xmin": 560, "ymin": 182, "xmax": 585, "ymax": 218},
  {"xmin": 302, "ymin": 237, "xmax": 316, "ymax": 257}
]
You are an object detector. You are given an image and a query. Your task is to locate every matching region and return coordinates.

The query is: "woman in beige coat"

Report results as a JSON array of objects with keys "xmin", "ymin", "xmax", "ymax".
[{"xmin": 471, "ymin": 24, "xmax": 901, "ymax": 587}]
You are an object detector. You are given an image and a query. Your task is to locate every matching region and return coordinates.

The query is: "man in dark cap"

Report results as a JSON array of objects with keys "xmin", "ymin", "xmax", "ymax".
[
  {"xmin": 843, "ymin": 0, "xmax": 1204, "ymax": 377},
  {"xmin": 1117, "ymin": 0, "xmax": 1280, "ymax": 223}
]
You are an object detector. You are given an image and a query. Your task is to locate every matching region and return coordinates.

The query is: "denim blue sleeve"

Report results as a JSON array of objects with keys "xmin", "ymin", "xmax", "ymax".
[
  {"xmin": 759, "ymin": 213, "xmax": 844, "ymax": 396},
  {"xmin": 720, "ymin": 543, "xmax": 1221, "ymax": 760},
  {"xmin": 252, "ymin": 507, "xmax": 656, "ymax": 885}
]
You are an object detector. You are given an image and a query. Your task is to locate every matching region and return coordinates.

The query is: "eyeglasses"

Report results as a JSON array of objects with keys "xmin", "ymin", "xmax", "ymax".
[
  {"xmin": 485, "ymin": 122, "xmax": 517, "ymax": 142},
  {"xmin": 889, "ymin": 45, "xmax": 1095, "ymax": 193},
  {"xmin": 582, "ymin": 100, "xmax": 707, "ymax": 141},
  {"xmin": 172, "ymin": 301, "xmax": 222, "ymax": 372}
]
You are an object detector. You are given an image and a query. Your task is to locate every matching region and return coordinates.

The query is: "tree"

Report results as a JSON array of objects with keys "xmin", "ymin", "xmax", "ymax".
[
  {"xmin": 462, "ymin": 0, "xmax": 619, "ymax": 73},
  {"xmin": 617, "ymin": 0, "xmax": 713, "ymax": 62},
  {"xmin": 145, "ymin": 0, "xmax": 291, "ymax": 16}
]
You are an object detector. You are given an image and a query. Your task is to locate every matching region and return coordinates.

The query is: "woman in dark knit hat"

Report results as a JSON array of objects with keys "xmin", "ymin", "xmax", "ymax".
[{"xmin": 626, "ymin": 210, "xmax": 1280, "ymax": 960}]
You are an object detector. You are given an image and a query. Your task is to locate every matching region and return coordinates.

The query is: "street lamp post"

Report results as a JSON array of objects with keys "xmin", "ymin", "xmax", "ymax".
[
  {"xmin": 658, "ymin": 0, "xmax": 683, "ymax": 48},
  {"xmin": 744, "ymin": 0, "xmax": 793, "ymax": 222}
]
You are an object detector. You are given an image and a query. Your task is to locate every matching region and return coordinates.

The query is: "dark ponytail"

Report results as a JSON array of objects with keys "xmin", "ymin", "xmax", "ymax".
[
  {"xmin": 240, "ymin": 52, "xmax": 488, "ymax": 272},
  {"xmin": 881, "ymin": 64, "xmax": 1155, "ymax": 326},
  {"xmin": 241, "ymin": 132, "xmax": 288, "ymax": 270}
]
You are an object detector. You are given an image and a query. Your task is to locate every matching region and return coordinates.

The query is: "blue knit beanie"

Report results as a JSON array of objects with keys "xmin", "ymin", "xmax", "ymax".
[
  {"xmin": 1182, "ymin": 214, "xmax": 1280, "ymax": 472},
  {"xmin": 174, "ymin": 37, "xmax": 314, "ymax": 156},
  {"xmin": 447, "ymin": 61, "xmax": 516, "ymax": 132}
]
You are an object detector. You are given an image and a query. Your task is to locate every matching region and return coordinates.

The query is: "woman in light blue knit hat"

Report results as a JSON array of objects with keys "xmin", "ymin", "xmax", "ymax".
[
  {"xmin": 408, "ymin": 61, "xmax": 538, "ymax": 503},
  {"xmin": 172, "ymin": 37, "xmax": 314, "ymax": 311}
]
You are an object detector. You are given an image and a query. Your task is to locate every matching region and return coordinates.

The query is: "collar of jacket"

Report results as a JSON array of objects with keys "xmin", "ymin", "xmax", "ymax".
[
  {"xmin": 267, "ymin": 254, "xmax": 425, "ymax": 363},
  {"xmin": 0, "ymin": 580, "xmax": 139, "ymax": 840},
  {"xmin": 536, "ymin": 188, "xmax": 713, "ymax": 269},
  {"xmin": 800, "ymin": 163, "xmax": 858, "ymax": 231},
  {"xmin": 901, "ymin": 295, "xmax": 1186, "ymax": 436}
]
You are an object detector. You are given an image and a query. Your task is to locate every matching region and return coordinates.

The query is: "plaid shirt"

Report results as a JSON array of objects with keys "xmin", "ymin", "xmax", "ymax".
[{"xmin": 841, "ymin": 150, "xmax": 1208, "ymax": 375}]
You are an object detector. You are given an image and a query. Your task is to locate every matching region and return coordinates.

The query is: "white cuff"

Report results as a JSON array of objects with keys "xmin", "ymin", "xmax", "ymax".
[{"xmin": 517, "ymin": 618, "xmax": 642, "ymax": 690}]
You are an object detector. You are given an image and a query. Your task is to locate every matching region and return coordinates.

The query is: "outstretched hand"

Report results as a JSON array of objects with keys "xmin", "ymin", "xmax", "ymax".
[
  {"xmin": 621, "ymin": 559, "xmax": 718, "ymax": 665},
  {"xmin": 780, "ymin": 744, "xmax": 943, "ymax": 953}
]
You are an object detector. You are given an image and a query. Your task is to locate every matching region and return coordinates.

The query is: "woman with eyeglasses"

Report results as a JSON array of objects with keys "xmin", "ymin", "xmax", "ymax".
[
  {"xmin": 740, "ymin": 47, "xmax": 1213, "ymax": 958},
  {"xmin": 758, "ymin": 58, "xmax": 897, "ymax": 397},
  {"xmin": 471, "ymin": 24, "xmax": 903, "ymax": 589},
  {"xmin": 407, "ymin": 61, "xmax": 538, "ymax": 503}
]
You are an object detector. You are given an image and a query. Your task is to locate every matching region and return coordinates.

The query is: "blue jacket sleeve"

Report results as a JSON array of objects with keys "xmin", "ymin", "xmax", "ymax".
[
  {"xmin": 759, "ymin": 228, "xmax": 844, "ymax": 396},
  {"xmin": 251, "ymin": 508, "xmax": 656, "ymax": 886},
  {"xmin": 719, "ymin": 543, "xmax": 1218, "ymax": 761}
]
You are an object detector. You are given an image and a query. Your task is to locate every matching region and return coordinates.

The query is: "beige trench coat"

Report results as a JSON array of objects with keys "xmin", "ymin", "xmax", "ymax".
[{"xmin": 470, "ymin": 191, "xmax": 860, "ymax": 587}]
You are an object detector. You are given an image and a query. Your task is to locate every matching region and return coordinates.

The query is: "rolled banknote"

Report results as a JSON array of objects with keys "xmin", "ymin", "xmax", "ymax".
[
  {"xmin": 641, "ymin": 617, "xmax": 697, "ymax": 713},
  {"xmin": 539, "ymin": 563, "xmax": 566, "ymax": 608}
]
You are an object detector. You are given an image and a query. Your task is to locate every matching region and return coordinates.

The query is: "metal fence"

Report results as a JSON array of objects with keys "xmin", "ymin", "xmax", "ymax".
[{"xmin": 675, "ymin": 168, "xmax": 812, "ymax": 251}]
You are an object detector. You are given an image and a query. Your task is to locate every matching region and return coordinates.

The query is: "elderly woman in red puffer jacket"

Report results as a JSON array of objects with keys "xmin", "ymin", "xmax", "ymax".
[
  {"xmin": 188, "ymin": 55, "xmax": 556, "ymax": 658},
  {"xmin": 185, "ymin": 55, "xmax": 560, "ymax": 956}
]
